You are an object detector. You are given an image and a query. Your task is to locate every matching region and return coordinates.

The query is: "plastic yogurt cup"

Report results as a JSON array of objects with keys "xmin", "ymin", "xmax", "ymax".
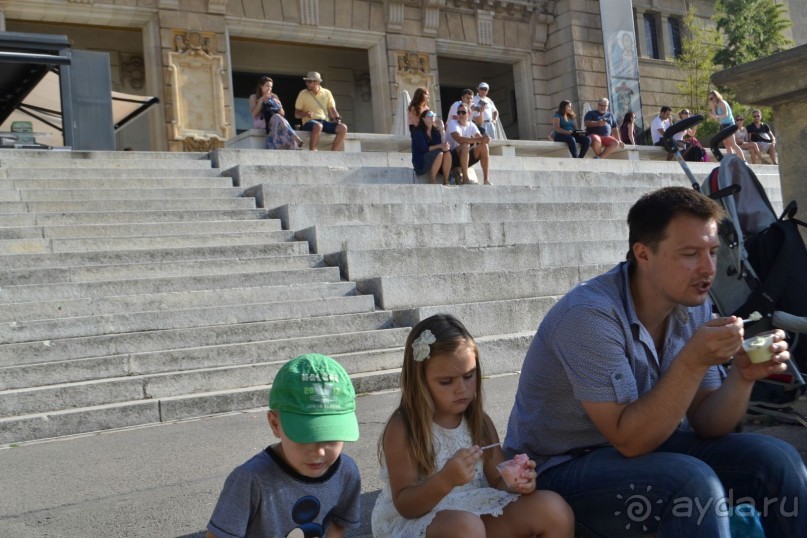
[
  {"xmin": 497, "ymin": 453, "xmax": 530, "ymax": 488},
  {"xmin": 742, "ymin": 331, "xmax": 776, "ymax": 364}
]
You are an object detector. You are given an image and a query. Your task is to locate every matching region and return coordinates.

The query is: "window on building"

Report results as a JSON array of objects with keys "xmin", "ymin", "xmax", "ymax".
[
  {"xmin": 669, "ymin": 17, "xmax": 683, "ymax": 58},
  {"xmin": 643, "ymin": 13, "xmax": 660, "ymax": 59}
]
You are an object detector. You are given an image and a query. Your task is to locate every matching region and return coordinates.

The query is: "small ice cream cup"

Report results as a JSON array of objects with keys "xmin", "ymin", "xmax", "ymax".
[
  {"xmin": 742, "ymin": 330, "xmax": 777, "ymax": 364},
  {"xmin": 497, "ymin": 453, "xmax": 530, "ymax": 488}
]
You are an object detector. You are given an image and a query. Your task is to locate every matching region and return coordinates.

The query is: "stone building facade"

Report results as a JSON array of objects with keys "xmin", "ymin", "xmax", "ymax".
[{"xmin": 0, "ymin": 0, "xmax": 802, "ymax": 151}]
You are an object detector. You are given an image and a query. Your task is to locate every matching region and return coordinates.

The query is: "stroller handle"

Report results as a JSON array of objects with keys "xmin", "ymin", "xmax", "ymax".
[
  {"xmin": 709, "ymin": 123, "xmax": 739, "ymax": 162},
  {"xmin": 663, "ymin": 114, "xmax": 704, "ymax": 140},
  {"xmin": 772, "ymin": 311, "xmax": 807, "ymax": 333}
]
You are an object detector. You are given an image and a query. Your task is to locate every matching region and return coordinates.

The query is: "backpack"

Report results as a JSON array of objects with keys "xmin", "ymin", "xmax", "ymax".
[{"xmin": 683, "ymin": 142, "xmax": 706, "ymax": 162}]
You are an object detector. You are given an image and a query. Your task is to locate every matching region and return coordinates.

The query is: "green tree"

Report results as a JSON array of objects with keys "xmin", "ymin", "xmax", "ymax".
[
  {"xmin": 713, "ymin": 0, "xmax": 793, "ymax": 68},
  {"xmin": 675, "ymin": 6, "xmax": 720, "ymax": 114}
]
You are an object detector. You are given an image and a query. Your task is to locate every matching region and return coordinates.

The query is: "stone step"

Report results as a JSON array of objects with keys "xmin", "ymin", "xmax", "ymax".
[
  {"xmin": 341, "ymin": 242, "xmax": 625, "ymax": 281},
  {"xmin": 228, "ymin": 164, "xmax": 414, "ymax": 187},
  {"xmin": 1, "ymin": 280, "xmax": 357, "ymax": 322},
  {"xmin": 213, "ymin": 148, "xmax": 409, "ymax": 170},
  {"xmin": 0, "ymin": 230, "xmax": 294, "ymax": 254},
  {"xmin": 0, "ymin": 329, "xmax": 540, "ymax": 445},
  {"xmin": 0, "ymin": 252, "xmax": 324, "ymax": 286},
  {"xmin": 0, "ymin": 310, "xmax": 394, "ymax": 385},
  {"xmin": 297, "ymin": 219, "xmax": 627, "ymax": 254},
  {"xmin": 359, "ymin": 265, "xmax": 609, "ymax": 310},
  {"xmin": 0, "ymin": 293, "xmax": 377, "ymax": 344},
  {"xmin": 0, "ymin": 343, "xmax": 406, "ymax": 445},
  {"xmin": 0, "ymin": 149, "xmax": 207, "ymax": 161},
  {"xmin": 17, "ymin": 187, "xmax": 244, "ymax": 202},
  {"xmin": 0, "ymin": 213, "xmax": 35, "ymax": 227},
  {"xmin": 0, "ymin": 266, "xmax": 341, "ymax": 303},
  {"xmin": 0, "ymin": 159, "xmax": 213, "ymax": 170},
  {"xmin": 1, "ymin": 176, "xmax": 234, "ymax": 190},
  {"xmin": 396, "ymin": 295, "xmax": 560, "ymax": 338},
  {"xmin": 0, "ymin": 219, "xmax": 282, "ymax": 240},
  {"xmin": 27, "ymin": 209, "xmax": 270, "ymax": 225},
  {"xmin": 0, "ymin": 327, "xmax": 406, "ymax": 413},
  {"xmin": 0, "ymin": 198, "xmax": 257, "ymax": 213},
  {"xmin": 272, "ymin": 201, "xmax": 634, "ymax": 230},
  {"xmin": 247, "ymin": 183, "xmax": 656, "ymax": 209},
  {"xmin": 0, "ymin": 241, "xmax": 308, "ymax": 270}
]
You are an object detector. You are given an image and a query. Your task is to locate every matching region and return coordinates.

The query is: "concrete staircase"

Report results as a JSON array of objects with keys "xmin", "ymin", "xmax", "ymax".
[
  {"xmin": 0, "ymin": 148, "xmax": 783, "ymax": 445},
  {"xmin": 0, "ymin": 150, "xmax": 406, "ymax": 445}
]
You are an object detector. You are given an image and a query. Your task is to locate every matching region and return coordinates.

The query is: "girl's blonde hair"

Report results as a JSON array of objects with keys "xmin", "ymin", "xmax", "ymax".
[{"xmin": 378, "ymin": 314, "xmax": 493, "ymax": 478}]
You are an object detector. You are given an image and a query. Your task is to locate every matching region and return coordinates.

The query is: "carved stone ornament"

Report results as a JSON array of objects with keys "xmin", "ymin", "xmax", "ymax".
[
  {"xmin": 423, "ymin": 0, "xmax": 444, "ymax": 35},
  {"xmin": 183, "ymin": 136, "xmax": 223, "ymax": 152},
  {"xmin": 531, "ymin": 10, "xmax": 555, "ymax": 50},
  {"xmin": 477, "ymin": 9, "xmax": 493, "ymax": 46},
  {"xmin": 394, "ymin": 51, "xmax": 433, "ymax": 109},
  {"xmin": 300, "ymin": 0, "xmax": 319, "ymax": 26},
  {"xmin": 385, "ymin": 0, "xmax": 405, "ymax": 31},
  {"xmin": 122, "ymin": 55, "xmax": 146, "ymax": 90},
  {"xmin": 173, "ymin": 30, "xmax": 216, "ymax": 56},
  {"xmin": 396, "ymin": 51, "xmax": 429, "ymax": 76},
  {"xmin": 167, "ymin": 42, "xmax": 230, "ymax": 141}
]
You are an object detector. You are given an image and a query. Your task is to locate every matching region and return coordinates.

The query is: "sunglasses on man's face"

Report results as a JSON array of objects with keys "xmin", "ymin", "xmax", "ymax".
[{"xmin": 457, "ymin": 110, "xmax": 467, "ymax": 115}]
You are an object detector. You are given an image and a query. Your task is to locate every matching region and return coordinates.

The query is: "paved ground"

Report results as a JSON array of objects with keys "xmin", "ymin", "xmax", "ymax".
[{"xmin": 1, "ymin": 373, "xmax": 805, "ymax": 538}]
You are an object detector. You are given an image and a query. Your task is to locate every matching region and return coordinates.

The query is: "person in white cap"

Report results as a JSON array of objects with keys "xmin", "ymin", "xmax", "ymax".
[
  {"xmin": 294, "ymin": 71, "xmax": 348, "ymax": 151},
  {"xmin": 472, "ymin": 82, "xmax": 499, "ymax": 139}
]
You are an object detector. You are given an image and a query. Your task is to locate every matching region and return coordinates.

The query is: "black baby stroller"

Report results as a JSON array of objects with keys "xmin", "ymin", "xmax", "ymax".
[{"xmin": 662, "ymin": 117, "xmax": 807, "ymax": 426}]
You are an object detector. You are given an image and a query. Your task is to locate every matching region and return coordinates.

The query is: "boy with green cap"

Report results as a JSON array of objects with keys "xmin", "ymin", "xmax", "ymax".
[{"xmin": 207, "ymin": 353, "xmax": 361, "ymax": 538}]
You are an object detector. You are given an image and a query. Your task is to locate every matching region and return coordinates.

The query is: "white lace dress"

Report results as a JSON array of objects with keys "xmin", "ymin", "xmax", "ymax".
[{"xmin": 371, "ymin": 418, "xmax": 520, "ymax": 537}]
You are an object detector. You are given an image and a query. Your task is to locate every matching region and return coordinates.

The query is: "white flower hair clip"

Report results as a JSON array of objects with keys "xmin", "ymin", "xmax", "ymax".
[{"xmin": 412, "ymin": 329, "xmax": 436, "ymax": 362}]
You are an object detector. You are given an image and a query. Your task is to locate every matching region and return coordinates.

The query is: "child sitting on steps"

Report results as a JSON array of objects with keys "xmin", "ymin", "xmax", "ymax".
[{"xmin": 371, "ymin": 314, "xmax": 574, "ymax": 537}]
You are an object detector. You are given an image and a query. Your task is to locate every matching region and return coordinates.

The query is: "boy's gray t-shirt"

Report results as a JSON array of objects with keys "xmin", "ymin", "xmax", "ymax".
[{"xmin": 207, "ymin": 446, "xmax": 361, "ymax": 538}]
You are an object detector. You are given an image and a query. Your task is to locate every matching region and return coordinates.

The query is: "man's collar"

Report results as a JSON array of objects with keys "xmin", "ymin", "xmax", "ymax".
[{"xmin": 621, "ymin": 262, "xmax": 690, "ymax": 329}]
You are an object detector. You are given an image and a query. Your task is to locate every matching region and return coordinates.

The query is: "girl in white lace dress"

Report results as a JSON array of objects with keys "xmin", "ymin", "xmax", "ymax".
[{"xmin": 371, "ymin": 314, "xmax": 574, "ymax": 537}]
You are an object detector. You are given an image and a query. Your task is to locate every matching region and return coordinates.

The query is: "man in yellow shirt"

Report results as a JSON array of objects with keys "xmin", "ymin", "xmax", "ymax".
[{"xmin": 294, "ymin": 71, "xmax": 348, "ymax": 151}]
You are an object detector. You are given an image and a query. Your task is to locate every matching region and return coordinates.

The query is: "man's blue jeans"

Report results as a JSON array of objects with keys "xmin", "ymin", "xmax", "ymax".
[{"xmin": 537, "ymin": 430, "xmax": 806, "ymax": 537}]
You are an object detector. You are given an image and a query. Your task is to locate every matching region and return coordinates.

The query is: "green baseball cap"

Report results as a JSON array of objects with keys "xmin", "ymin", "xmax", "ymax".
[{"xmin": 269, "ymin": 353, "xmax": 359, "ymax": 444}]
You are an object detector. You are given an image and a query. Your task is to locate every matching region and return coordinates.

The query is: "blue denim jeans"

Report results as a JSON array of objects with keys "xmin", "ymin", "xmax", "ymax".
[
  {"xmin": 555, "ymin": 131, "xmax": 590, "ymax": 158},
  {"xmin": 537, "ymin": 430, "xmax": 806, "ymax": 537}
]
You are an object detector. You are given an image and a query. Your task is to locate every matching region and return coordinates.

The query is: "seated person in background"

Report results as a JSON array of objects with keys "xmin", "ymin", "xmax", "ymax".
[
  {"xmin": 747, "ymin": 109, "xmax": 778, "ymax": 165},
  {"xmin": 472, "ymin": 82, "xmax": 499, "ymax": 139},
  {"xmin": 734, "ymin": 115, "xmax": 761, "ymax": 164},
  {"xmin": 504, "ymin": 186, "xmax": 807, "ymax": 537},
  {"xmin": 207, "ymin": 353, "xmax": 361, "ymax": 537},
  {"xmin": 552, "ymin": 100, "xmax": 590, "ymax": 158},
  {"xmin": 249, "ymin": 75, "xmax": 302, "ymax": 150},
  {"xmin": 650, "ymin": 106, "xmax": 673, "ymax": 160},
  {"xmin": 447, "ymin": 104, "xmax": 491, "ymax": 185},
  {"xmin": 584, "ymin": 97, "xmax": 624, "ymax": 159},
  {"xmin": 447, "ymin": 88, "xmax": 474, "ymax": 122},
  {"xmin": 619, "ymin": 111, "xmax": 636, "ymax": 145},
  {"xmin": 407, "ymin": 87, "xmax": 443, "ymax": 134},
  {"xmin": 294, "ymin": 71, "xmax": 348, "ymax": 151},
  {"xmin": 411, "ymin": 110, "xmax": 451, "ymax": 184}
]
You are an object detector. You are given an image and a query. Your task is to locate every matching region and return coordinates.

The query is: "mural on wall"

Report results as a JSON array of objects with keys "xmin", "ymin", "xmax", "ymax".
[
  {"xmin": 167, "ymin": 30, "xmax": 229, "ymax": 148},
  {"xmin": 600, "ymin": 3, "xmax": 644, "ymax": 139}
]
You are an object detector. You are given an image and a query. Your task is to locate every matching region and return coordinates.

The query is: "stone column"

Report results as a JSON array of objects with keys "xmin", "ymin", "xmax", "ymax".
[
  {"xmin": 712, "ymin": 44, "xmax": 807, "ymax": 241},
  {"xmin": 0, "ymin": 9, "xmax": 6, "ymax": 32}
]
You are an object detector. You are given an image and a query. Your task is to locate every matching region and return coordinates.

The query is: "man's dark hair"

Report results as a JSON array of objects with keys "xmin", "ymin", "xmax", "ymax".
[
  {"xmin": 660, "ymin": 106, "xmax": 671, "ymax": 114},
  {"xmin": 462, "ymin": 88, "xmax": 474, "ymax": 96},
  {"xmin": 626, "ymin": 187, "xmax": 725, "ymax": 264}
]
